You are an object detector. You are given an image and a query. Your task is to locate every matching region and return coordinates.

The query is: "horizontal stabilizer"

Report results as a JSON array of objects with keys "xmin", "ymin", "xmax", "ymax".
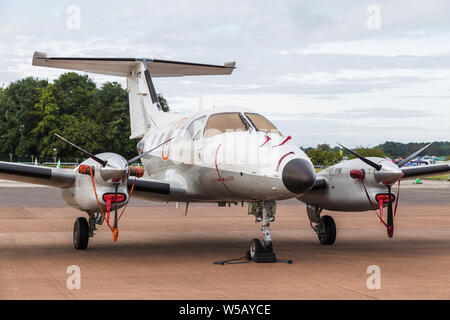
[{"xmin": 32, "ymin": 51, "xmax": 235, "ymax": 77}]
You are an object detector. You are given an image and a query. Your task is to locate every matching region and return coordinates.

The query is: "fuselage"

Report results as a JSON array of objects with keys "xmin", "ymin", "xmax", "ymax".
[{"xmin": 136, "ymin": 107, "xmax": 316, "ymax": 202}]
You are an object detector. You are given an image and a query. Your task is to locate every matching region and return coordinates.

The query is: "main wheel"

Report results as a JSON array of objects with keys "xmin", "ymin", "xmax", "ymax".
[
  {"xmin": 318, "ymin": 215, "xmax": 336, "ymax": 245},
  {"xmin": 73, "ymin": 217, "xmax": 89, "ymax": 250},
  {"xmin": 249, "ymin": 238, "xmax": 264, "ymax": 260}
]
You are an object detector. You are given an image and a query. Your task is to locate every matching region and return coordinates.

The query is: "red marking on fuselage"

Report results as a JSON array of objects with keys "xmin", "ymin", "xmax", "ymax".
[
  {"xmin": 272, "ymin": 135, "xmax": 291, "ymax": 148},
  {"xmin": 276, "ymin": 151, "xmax": 294, "ymax": 171},
  {"xmin": 259, "ymin": 135, "xmax": 271, "ymax": 147},
  {"xmin": 211, "ymin": 176, "xmax": 234, "ymax": 183},
  {"xmin": 214, "ymin": 144, "xmax": 236, "ymax": 196}
]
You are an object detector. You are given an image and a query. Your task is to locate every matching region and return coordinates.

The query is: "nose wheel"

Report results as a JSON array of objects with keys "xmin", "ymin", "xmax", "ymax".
[{"xmin": 73, "ymin": 217, "xmax": 89, "ymax": 250}]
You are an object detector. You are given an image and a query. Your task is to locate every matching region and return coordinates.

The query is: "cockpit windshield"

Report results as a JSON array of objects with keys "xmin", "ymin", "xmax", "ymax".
[
  {"xmin": 204, "ymin": 113, "xmax": 248, "ymax": 138},
  {"xmin": 244, "ymin": 113, "xmax": 280, "ymax": 135}
]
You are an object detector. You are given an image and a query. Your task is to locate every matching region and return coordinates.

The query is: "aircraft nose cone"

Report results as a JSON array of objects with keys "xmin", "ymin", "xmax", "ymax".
[{"xmin": 282, "ymin": 158, "xmax": 316, "ymax": 194}]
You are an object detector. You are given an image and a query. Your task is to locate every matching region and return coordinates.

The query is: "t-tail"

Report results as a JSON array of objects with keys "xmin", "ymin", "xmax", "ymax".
[{"xmin": 32, "ymin": 51, "xmax": 236, "ymax": 139}]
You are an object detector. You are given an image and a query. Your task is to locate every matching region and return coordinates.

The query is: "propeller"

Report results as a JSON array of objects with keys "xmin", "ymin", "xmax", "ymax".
[
  {"xmin": 55, "ymin": 133, "xmax": 107, "ymax": 167},
  {"xmin": 55, "ymin": 133, "xmax": 173, "ymax": 181},
  {"xmin": 341, "ymin": 142, "xmax": 433, "ymax": 238},
  {"xmin": 55, "ymin": 133, "xmax": 174, "ymax": 241},
  {"xmin": 396, "ymin": 143, "xmax": 432, "ymax": 168},
  {"xmin": 338, "ymin": 143, "xmax": 382, "ymax": 171}
]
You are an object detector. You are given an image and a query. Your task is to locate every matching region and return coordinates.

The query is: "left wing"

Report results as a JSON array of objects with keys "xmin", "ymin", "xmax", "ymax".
[
  {"xmin": 401, "ymin": 163, "xmax": 450, "ymax": 180},
  {"xmin": 0, "ymin": 161, "xmax": 75, "ymax": 187}
]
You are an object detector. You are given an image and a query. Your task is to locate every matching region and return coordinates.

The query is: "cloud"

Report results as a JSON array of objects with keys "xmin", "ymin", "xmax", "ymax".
[
  {"xmin": 1, "ymin": 0, "xmax": 450, "ymax": 146},
  {"xmin": 283, "ymin": 34, "xmax": 450, "ymax": 57}
]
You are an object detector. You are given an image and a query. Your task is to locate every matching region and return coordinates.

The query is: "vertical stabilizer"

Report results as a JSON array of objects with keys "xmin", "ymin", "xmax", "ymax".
[{"xmin": 127, "ymin": 61, "xmax": 162, "ymax": 139}]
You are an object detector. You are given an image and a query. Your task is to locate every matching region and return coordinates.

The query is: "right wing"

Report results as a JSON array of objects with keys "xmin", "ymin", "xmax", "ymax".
[{"xmin": 401, "ymin": 163, "xmax": 450, "ymax": 180}]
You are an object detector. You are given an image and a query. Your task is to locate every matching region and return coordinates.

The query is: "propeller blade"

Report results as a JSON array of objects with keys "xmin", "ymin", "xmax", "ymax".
[
  {"xmin": 338, "ymin": 143, "xmax": 382, "ymax": 171},
  {"xmin": 386, "ymin": 185, "xmax": 394, "ymax": 238},
  {"xmin": 127, "ymin": 137, "xmax": 174, "ymax": 165},
  {"xmin": 113, "ymin": 183, "xmax": 119, "ymax": 229},
  {"xmin": 396, "ymin": 143, "xmax": 432, "ymax": 168},
  {"xmin": 55, "ymin": 133, "xmax": 107, "ymax": 167}
]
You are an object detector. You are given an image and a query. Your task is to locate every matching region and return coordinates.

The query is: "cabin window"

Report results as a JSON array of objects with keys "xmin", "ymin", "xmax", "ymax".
[
  {"xmin": 203, "ymin": 113, "xmax": 248, "ymax": 138},
  {"xmin": 244, "ymin": 113, "xmax": 280, "ymax": 135},
  {"xmin": 149, "ymin": 135, "xmax": 157, "ymax": 148},
  {"xmin": 156, "ymin": 132, "xmax": 165, "ymax": 146}
]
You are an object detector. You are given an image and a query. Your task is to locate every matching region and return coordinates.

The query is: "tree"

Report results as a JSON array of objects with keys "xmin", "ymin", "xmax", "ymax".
[
  {"xmin": 307, "ymin": 144, "xmax": 343, "ymax": 167},
  {"xmin": 53, "ymin": 72, "xmax": 96, "ymax": 116},
  {"xmin": 92, "ymin": 82, "xmax": 135, "ymax": 159},
  {"xmin": 31, "ymin": 84, "xmax": 62, "ymax": 158},
  {"xmin": 347, "ymin": 147, "xmax": 386, "ymax": 159},
  {"xmin": 57, "ymin": 115, "xmax": 105, "ymax": 160},
  {"xmin": 158, "ymin": 94, "xmax": 170, "ymax": 112},
  {"xmin": 0, "ymin": 77, "xmax": 48, "ymax": 157}
]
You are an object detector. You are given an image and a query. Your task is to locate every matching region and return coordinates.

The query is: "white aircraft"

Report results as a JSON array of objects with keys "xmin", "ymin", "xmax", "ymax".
[{"xmin": 0, "ymin": 52, "xmax": 448, "ymax": 262}]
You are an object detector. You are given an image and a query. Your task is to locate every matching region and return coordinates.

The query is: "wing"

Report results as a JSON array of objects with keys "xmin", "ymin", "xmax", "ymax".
[
  {"xmin": 32, "ymin": 51, "xmax": 235, "ymax": 78},
  {"xmin": 401, "ymin": 163, "xmax": 450, "ymax": 180},
  {"xmin": 0, "ymin": 161, "xmax": 75, "ymax": 187},
  {"xmin": 128, "ymin": 177, "xmax": 185, "ymax": 200}
]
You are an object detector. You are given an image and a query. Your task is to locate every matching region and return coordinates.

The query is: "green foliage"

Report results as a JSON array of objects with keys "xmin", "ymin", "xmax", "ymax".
[
  {"xmin": 0, "ymin": 73, "xmax": 170, "ymax": 161},
  {"xmin": 307, "ymin": 144, "xmax": 343, "ymax": 167},
  {"xmin": 347, "ymin": 147, "xmax": 385, "ymax": 159},
  {"xmin": 157, "ymin": 94, "xmax": 170, "ymax": 112},
  {"xmin": 0, "ymin": 77, "xmax": 48, "ymax": 157},
  {"xmin": 378, "ymin": 141, "xmax": 450, "ymax": 158},
  {"xmin": 31, "ymin": 84, "xmax": 61, "ymax": 157}
]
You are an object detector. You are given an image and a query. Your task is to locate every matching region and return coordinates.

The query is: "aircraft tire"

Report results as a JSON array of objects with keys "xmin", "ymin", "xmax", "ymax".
[
  {"xmin": 249, "ymin": 238, "xmax": 264, "ymax": 260},
  {"xmin": 318, "ymin": 215, "xmax": 336, "ymax": 245},
  {"xmin": 73, "ymin": 217, "xmax": 89, "ymax": 250}
]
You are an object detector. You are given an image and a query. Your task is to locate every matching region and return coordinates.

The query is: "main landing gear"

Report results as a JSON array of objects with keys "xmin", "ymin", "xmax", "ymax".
[
  {"xmin": 247, "ymin": 201, "xmax": 277, "ymax": 262},
  {"xmin": 306, "ymin": 205, "xmax": 336, "ymax": 245},
  {"xmin": 73, "ymin": 211, "xmax": 100, "ymax": 250}
]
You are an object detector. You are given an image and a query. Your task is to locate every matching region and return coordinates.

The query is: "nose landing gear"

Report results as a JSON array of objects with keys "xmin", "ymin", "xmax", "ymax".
[{"xmin": 247, "ymin": 201, "xmax": 277, "ymax": 263}]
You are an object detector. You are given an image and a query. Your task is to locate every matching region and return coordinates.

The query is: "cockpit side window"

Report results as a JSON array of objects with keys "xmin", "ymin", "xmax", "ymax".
[
  {"xmin": 244, "ymin": 113, "xmax": 281, "ymax": 135},
  {"xmin": 185, "ymin": 116, "xmax": 206, "ymax": 141},
  {"xmin": 203, "ymin": 113, "xmax": 248, "ymax": 138}
]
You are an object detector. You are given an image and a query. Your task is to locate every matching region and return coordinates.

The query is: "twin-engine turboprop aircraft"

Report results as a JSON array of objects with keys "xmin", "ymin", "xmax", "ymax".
[{"xmin": 0, "ymin": 51, "xmax": 448, "ymax": 262}]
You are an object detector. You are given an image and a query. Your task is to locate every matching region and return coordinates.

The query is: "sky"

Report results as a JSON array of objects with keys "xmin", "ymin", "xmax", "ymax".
[{"xmin": 1, "ymin": 0, "xmax": 450, "ymax": 148}]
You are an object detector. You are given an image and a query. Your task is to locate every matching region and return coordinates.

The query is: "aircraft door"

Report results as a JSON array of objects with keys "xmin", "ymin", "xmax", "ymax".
[{"xmin": 185, "ymin": 116, "xmax": 206, "ymax": 164}]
